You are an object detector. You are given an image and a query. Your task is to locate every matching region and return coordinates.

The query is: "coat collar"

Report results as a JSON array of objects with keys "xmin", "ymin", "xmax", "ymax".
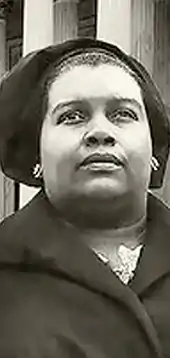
[
  {"xmin": 129, "ymin": 193, "xmax": 170, "ymax": 295},
  {"xmin": 0, "ymin": 190, "xmax": 168, "ymax": 357},
  {"xmin": 0, "ymin": 190, "xmax": 170, "ymax": 295}
]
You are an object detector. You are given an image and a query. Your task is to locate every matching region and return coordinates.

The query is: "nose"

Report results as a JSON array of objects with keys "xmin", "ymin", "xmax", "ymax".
[
  {"xmin": 84, "ymin": 131, "xmax": 115, "ymax": 147},
  {"xmin": 83, "ymin": 115, "xmax": 116, "ymax": 147}
]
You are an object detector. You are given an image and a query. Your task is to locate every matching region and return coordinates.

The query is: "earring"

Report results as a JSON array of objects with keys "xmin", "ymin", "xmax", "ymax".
[
  {"xmin": 33, "ymin": 163, "xmax": 43, "ymax": 179},
  {"xmin": 151, "ymin": 156, "xmax": 160, "ymax": 171}
]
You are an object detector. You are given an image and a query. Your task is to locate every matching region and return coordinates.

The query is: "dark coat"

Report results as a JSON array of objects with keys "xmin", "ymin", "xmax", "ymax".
[{"xmin": 0, "ymin": 191, "xmax": 170, "ymax": 358}]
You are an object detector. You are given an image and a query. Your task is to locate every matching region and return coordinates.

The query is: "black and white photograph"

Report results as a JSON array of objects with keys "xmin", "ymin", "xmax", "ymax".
[{"xmin": 0, "ymin": 1, "xmax": 170, "ymax": 357}]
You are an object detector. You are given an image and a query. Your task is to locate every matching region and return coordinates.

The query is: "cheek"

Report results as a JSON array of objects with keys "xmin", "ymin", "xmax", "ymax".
[
  {"xmin": 119, "ymin": 123, "xmax": 152, "ymax": 188},
  {"xmin": 40, "ymin": 124, "xmax": 83, "ymax": 177},
  {"xmin": 122, "ymin": 123, "xmax": 152, "ymax": 162}
]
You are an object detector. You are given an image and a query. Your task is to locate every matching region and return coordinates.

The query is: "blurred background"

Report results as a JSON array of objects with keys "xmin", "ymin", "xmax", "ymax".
[{"xmin": 0, "ymin": 0, "xmax": 170, "ymax": 220}]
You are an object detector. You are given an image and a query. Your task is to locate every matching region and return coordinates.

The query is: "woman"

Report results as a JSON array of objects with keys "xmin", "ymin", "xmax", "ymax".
[{"xmin": 0, "ymin": 38, "xmax": 169, "ymax": 357}]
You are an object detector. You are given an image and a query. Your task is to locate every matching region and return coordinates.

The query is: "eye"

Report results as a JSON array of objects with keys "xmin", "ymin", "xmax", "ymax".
[
  {"xmin": 57, "ymin": 109, "xmax": 88, "ymax": 125},
  {"xmin": 108, "ymin": 108, "xmax": 138, "ymax": 124}
]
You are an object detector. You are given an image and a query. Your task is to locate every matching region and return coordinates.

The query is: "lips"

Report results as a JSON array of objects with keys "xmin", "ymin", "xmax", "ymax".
[{"xmin": 79, "ymin": 153, "xmax": 124, "ymax": 169}]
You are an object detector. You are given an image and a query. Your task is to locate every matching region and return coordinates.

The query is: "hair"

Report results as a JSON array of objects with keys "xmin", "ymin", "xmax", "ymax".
[
  {"xmin": 0, "ymin": 39, "xmax": 168, "ymax": 187},
  {"xmin": 36, "ymin": 47, "xmax": 169, "ymax": 189},
  {"xmin": 41, "ymin": 49, "xmax": 139, "ymax": 121}
]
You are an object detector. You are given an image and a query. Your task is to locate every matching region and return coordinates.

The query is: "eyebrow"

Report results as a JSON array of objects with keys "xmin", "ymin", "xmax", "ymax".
[
  {"xmin": 51, "ymin": 100, "xmax": 85, "ymax": 114},
  {"xmin": 51, "ymin": 97, "xmax": 143, "ymax": 115},
  {"xmin": 107, "ymin": 97, "xmax": 143, "ymax": 112}
]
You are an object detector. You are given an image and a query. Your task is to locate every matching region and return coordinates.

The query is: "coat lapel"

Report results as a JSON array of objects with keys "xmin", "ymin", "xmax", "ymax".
[
  {"xmin": 0, "ymin": 190, "xmax": 168, "ymax": 357},
  {"xmin": 129, "ymin": 193, "xmax": 170, "ymax": 295}
]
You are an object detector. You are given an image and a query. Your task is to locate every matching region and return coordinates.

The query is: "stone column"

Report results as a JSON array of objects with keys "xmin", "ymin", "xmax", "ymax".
[
  {"xmin": 23, "ymin": 0, "xmax": 53, "ymax": 54},
  {"xmin": 20, "ymin": 0, "xmax": 54, "ymax": 208},
  {"xmin": 96, "ymin": 0, "xmax": 132, "ymax": 54},
  {"xmin": 0, "ymin": 9, "xmax": 5, "ymax": 77},
  {"xmin": 0, "ymin": 2, "xmax": 16, "ymax": 220},
  {"xmin": 152, "ymin": 0, "xmax": 170, "ymax": 207},
  {"xmin": 0, "ymin": 4, "xmax": 6, "ymax": 220},
  {"xmin": 53, "ymin": 0, "xmax": 79, "ymax": 44},
  {"xmin": 131, "ymin": 0, "xmax": 154, "ymax": 75}
]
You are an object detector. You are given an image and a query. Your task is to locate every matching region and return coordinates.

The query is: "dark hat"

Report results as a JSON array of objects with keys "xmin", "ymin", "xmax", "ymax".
[{"xmin": 0, "ymin": 38, "xmax": 169, "ymax": 188}]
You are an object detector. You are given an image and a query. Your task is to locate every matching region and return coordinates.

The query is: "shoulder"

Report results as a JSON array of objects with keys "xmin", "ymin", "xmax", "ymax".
[
  {"xmin": 147, "ymin": 192, "xmax": 170, "ymax": 227},
  {"xmin": 147, "ymin": 193, "xmax": 170, "ymax": 250},
  {"xmin": 0, "ymin": 190, "xmax": 51, "ymax": 245},
  {"xmin": 0, "ymin": 190, "xmax": 40, "ymax": 226},
  {"xmin": 0, "ymin": 190, "xmax": 60, "ymax": 264}
]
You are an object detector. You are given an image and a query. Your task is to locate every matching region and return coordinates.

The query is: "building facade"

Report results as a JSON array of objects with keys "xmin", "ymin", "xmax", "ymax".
[{"xmin": 0, "ymin": 0, "xmax": 170, "ymax": 219}]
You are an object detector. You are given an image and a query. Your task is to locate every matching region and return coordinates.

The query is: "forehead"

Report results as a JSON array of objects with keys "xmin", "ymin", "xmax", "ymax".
[{"xmin": 48, "ymin": 64, "xmax": 143, "ymax": 107}]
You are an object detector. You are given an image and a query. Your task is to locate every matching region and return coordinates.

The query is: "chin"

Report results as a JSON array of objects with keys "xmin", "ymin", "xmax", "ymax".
[{"xmin": 75, "ymin": 178, "xmax": 128, "ymax": 200}]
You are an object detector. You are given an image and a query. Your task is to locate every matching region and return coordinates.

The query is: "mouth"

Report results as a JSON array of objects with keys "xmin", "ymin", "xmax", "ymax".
[{"xmin": 78, "ymin": 153, "xmax": 124, "ymax": 172}]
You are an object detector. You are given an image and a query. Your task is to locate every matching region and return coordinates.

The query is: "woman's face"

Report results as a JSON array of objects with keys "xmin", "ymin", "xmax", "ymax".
[{"xmin": 41, "ymin": 63, "xmax": 152, "ymax": 210}]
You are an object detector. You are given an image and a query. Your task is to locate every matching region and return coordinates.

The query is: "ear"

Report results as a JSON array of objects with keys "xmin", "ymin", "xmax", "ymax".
[{"xmin": 149, "ymin": 146, "xmax": 169, "ymax": 188}]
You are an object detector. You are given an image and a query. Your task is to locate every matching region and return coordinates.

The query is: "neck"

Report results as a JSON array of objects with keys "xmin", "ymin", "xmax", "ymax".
[
  {"xmin": 47, "ymin": 191, "xmax": 147, "ymax": 256},
  {"xmin": 78, "ymin": 214, "xmax": 146, "ymax": 254},
  {"xmin": 51, "ymin": 191, "xmax": 147, "ymax": 230}
]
